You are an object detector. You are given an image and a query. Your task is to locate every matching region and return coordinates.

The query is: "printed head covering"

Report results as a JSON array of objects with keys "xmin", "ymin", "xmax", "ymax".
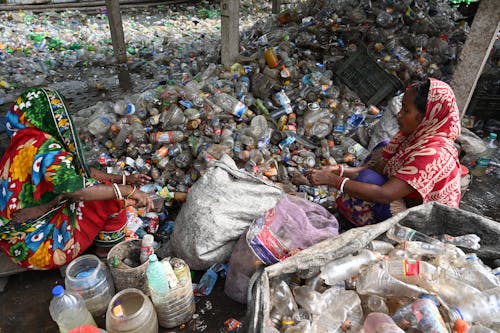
[
  {"xmin": 6, "ymin": 87, "xmax": 90, "ymax": 177},
  {"xmin": 383, "ymin": 78, "xmax": 462, "ymax": 207}
]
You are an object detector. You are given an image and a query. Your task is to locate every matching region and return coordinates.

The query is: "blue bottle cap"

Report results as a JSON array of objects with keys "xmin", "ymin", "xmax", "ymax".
[{"xmin": 52, "ymin": 285, "xmax": 65, "ymax": 297}]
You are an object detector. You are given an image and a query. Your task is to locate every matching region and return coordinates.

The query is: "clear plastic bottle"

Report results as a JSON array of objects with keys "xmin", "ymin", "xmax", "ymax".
[
  {"xmin": 386, "ymin": 223, "xmax": 441, "ymax": 245},
  {"xmin": 472, "ymin": 133, "xmax": 498, "ymax": 177},
  {"xmin": 384, "ymin": 258, "xmax": 438, "ymax": 290},
  {"xmin": 457, "ymin": 253, "xmax": 499, "ymax": 291},
  {"xmin": 49, "ymin": 285, "xmax": 97, "ymax": 333},
  {"xmin": 146, "ymin": 253, "xmax": 169, "ymax": 305},
  {"xmin": 291, "ymin": 285, "xmax": 324, "ymax": 315},
  {"xmin": 364, "ymin": 312, "xmax": 405, "ymax": 333},
  {"xmin": 312, "ymin": 290, "xmax": 363, "ymax": 333},
  {"xmin": 449, "ymin": 287, "xmax": 500, "ymax": 327},
  {"xmin": 214, "ymin": 92, "xmax": 253, "ymax": 119},
  {"xmin": 392, "ymin": 297, "xmax": 447, "ymax": 333},
  {"xmin": 437, "ymin": 234, "xmax": 481, "ymax": 250},
  {"xmin": 320, "ymin": 249, "xmax": 380, "ymax": 286},
  {"xmin": 341, "ymin": 137, "xmax": 370, "ymax": 163},
  {"xmin": 269, "ymin": 280, "xmax": 298, "ymax": 330},
  {"xmin": 151, "ymin": 130, "xmax": 186, "ymax": 144}
]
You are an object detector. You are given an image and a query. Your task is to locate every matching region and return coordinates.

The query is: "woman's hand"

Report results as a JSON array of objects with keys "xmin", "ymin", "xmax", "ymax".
[
  {"xmin": 129, "ymin": 190, "xmax": 154, "ymax": 212},
  {"xmin": 126, "ymin": 173, "xmax": 152, "ymax": 186},
  {"xmin": 306, "ymin": 166, "xmax": 341, "ymax": 187}
]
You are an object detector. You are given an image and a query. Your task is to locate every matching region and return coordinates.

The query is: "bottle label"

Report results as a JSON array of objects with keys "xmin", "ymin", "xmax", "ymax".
[
  {"xmin": 232, "ymin": 101, "xmax": 247, "ymax": 118},
  {"xmin": 155, "ymin": 131, "xmax": 173, "ymax": 143},
  {"xmin": 403, "ymin": 259, "xmax": 420, "ymax": 276}
]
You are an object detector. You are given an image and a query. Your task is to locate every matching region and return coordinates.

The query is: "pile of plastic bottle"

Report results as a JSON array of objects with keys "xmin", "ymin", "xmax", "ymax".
[
  {"xmin": 264, "ymin": 223, "xmax": 500, "ymax": 333},
  {"xmin": 1, "ymin": 0, "xmax": 481, "ymax": 232}
]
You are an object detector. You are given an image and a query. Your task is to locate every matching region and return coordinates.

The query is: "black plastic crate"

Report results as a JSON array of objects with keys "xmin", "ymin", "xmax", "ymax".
[{"xmin": 335, "ymin": 49, "xmax": 404, "ymax": 106}]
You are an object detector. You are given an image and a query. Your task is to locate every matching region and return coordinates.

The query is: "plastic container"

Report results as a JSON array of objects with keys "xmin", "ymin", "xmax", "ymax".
[
  {"xmin": 65, "ymin": 254, "xmax": 115, "ymax": 317},
  {"xmin": 154, "ymin": 258, "xmax": 195, "ymax": 328},
  {"xmin": 471, "ymin": 133, "xmax": 498, "ymax": 177},
  {"xmin": 105, "ymin": 288, "xmax": 158, "ymax": 333},
  {"xmin": 107, "ymin": 240, "xmax": 150, "ymax": 295},
  {"xmin": 335, "ymin": 48, "xmax": 403, "ymax": 106},
  {"xmin": 49, "ymin": 285, "xmax": 97, "ymax": 333}
]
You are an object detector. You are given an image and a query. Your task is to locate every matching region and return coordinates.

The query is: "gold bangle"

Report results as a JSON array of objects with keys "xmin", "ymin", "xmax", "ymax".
[{"xmin": 126, "ymin": 185, "xmax": 137, "ymax": 199}]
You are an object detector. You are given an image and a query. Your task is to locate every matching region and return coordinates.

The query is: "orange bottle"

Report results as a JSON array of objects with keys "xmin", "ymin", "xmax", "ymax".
[{"xmin": 264, "ymin": 48, "xmax": 279, "ymax": 69}]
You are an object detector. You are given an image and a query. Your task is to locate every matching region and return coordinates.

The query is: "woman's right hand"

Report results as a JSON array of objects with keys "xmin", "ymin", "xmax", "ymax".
[{"xmin": 129, "ymin": 190, "xmax": 154, "ymax": 212}]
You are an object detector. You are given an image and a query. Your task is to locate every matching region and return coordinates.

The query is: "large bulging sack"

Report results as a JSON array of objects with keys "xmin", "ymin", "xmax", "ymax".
[{"xmin": 171, "ymin": 155, "xmax": 283, "ymax": 270}]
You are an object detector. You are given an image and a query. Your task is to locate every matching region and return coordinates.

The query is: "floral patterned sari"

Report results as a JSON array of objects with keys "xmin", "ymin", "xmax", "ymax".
[{"xmin": 0, "ymin": 87, "xmax": 126, "ymax": 269}]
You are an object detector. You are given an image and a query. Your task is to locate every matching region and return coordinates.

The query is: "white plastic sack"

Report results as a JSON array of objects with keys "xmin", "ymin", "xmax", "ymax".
[{"xmin": 171, "ymin": 155, "xmax": 283, "ymax": 270}]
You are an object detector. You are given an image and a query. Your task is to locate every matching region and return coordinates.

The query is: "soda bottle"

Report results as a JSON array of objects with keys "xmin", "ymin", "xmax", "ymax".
[
  {"xmin": 214, "ymin": 92, "xmax": 253, "ymax": 119},
  {"xmin": 472, "ymin": 133, "xmax": 498, "ymax": 177},
  {"xmin": 49, "ymin": 285, "xmax": 97, "ymax": 333}
]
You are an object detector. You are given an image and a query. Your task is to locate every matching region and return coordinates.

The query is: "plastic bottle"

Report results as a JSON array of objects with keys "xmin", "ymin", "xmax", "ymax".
[
  {"xmin": 49, "ymin": 285, "xmax": 97, "ymax": 333},
  {"xmin": 341, "ymin": 137, "xmax": 370, "ymax": 163},
  {"xmin": 437, "ymin": 234, "xmax": 481, "ymax": 250},
  {"xmin": 292, "ymin": 285, "xmax": 324, "ymax": 315},
  {"xmin": 320, "ymin": 249, "xmax": 380, "ymax": 286},
  {"xmin": 386, "ymin": 223, "xmax": 441, "ymax": 245},
  {"xmin": 264, "ymin": 48, "xmax": 279, "ymax": 69},
  {"xmin": 146, "ymin": 253, "xmax": 169, "ymax": 305},
  {"xmin": 269, "ymin": 280, "xmax": 298, "ymax": 330},
  {"xmin": 449, "ymin": 287, "xmax": 500, "ymax": 327},
  {"xmin": 312, "ymin": 290, "xmax": 363, "ymax": 333},
  {"xmin": 214, "ymin": 92, "xmax": 253, "ymax": 119},
  {"xmin": 364, "ymin": 312, "xmax": 405, "ymax": 333},
  {"xmin": 384, "ymin": 258, "xmax": 438, "ymax": 290},
  {"xmin": 151, "ymin": 130, "xmax": 186, "ymax": 144},
  {"xmin": 139, "ymin": 234, "xmax": 155, "ymax": 264},
  {"xmin": 457, "ymin": 253, "xmax": 499, "ymax": 291},
  {"xmin": 471, "ymin": 133, "xmax": 498, "ymax": 177},
  {"xmin": 392, "ymin": 297, "xmax": 447, "ymax": 333}
]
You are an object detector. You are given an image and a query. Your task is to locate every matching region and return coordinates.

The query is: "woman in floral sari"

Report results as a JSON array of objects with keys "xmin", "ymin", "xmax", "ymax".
[
  {"xmin": 0, "ymin": 87, "xmax": 153, "ymax": 270},
  {"xmin": 307, "ymin": 78, "xmax": 462, "ymax": 227}
]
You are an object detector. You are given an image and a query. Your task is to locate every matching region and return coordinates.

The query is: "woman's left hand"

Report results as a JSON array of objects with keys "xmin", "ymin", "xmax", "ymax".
[{"xmin": 126, "ymin": 173, "xmax": 152, "ymax": 186}]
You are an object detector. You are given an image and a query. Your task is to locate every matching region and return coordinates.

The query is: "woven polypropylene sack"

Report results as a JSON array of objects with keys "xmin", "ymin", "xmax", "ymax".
[
  {"xmin": 171, "ymin": 155, "xmax": 283, "ymax": 270},
  {"xmin": 247, "ymin": 202, "xmax": 500, "ymax": 332}
]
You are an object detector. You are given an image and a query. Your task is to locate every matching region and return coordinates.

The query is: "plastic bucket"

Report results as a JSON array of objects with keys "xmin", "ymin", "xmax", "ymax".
[
  {"xmin": 65, "ymin": 254, "xmax": 115, "ymax": 317},
  {"xmin": 107, "ymin": 239, "xmax": 149, "ymax": 295},
  {"xmin": 106, "ymin": 288, "xmax": 158, "ymax": 333}
]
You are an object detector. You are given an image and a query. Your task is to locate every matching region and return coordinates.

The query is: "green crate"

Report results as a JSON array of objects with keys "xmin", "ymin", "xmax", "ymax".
[{"xmin": 335, "ymin": 49, "xmax": 403, "ymax": 106}]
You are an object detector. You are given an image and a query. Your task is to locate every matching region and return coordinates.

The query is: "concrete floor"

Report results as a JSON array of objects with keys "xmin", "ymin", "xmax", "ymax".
[{"xmin": 0, "ymin": 266, "xmax": 247, "ymax": 332}]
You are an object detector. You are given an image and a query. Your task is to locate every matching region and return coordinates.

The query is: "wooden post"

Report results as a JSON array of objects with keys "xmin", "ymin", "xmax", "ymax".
[
  {"xmin": 272, "ymin": 0, "xmax": 281, "ymax": 14},
  {"xmin": 105, "ymin": 0, "xmax": 127, "ymax": 64},
  {"xmin": 221, "ymin": 0, "xmax": 240, "ymax": 67},
  {"xmin": 450, "ymin": 0, "xmax": 500, "ymax": 118}
]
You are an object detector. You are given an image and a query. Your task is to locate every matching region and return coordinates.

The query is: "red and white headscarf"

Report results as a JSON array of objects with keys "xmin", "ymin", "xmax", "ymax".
[{"xmin": 383, "ymin": 78, "xmax": 461, "ymax": 207}]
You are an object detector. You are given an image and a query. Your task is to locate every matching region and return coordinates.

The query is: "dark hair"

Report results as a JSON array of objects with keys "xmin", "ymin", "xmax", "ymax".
[{"xmin": 410, "ymin": 79, "xmax": 430, "ymax": 115}]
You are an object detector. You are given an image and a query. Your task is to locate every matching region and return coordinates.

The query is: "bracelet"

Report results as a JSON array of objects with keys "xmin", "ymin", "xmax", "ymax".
[
  {"xmin": 126, "ymin": 185, "xmax": 137, "ymax": 199},
  {"xmin": 122, "ymin": 174, "xmax": 127, "ymax": 185},
  {"xmin": 339, "ymin": 177, "xmax": 350, "ymax": 194},
  {"xmin": 112, "ymin": 183, "xmax": 123, "ymax": 200},
  {"xmin": 338, "ymin": 164, "xmax": 344, "ymax": 177},
  {"xmin": 336, "ymin": 176, "xmax": 345, "ymax": 190}
]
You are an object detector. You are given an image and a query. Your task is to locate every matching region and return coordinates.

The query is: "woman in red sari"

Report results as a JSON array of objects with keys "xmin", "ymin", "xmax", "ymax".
[
  {"xmin": 307, "ymin": 78, "xmax": 462, "ymax": 226},
  {"xmin": 0, "ymin": 87, "xmax": 153, "ymax": 270}
]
